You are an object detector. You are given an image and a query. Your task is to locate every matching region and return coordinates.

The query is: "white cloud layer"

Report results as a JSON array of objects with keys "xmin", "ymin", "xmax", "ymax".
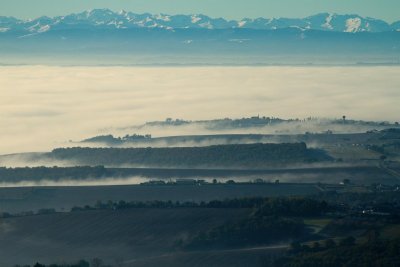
[{"xmin": 0, "ymin": 66, "xmax": 399, "ymax": 154}]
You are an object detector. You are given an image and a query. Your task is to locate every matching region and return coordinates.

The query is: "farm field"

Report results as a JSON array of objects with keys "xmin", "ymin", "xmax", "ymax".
[
  {"xmin": 0, "ymin": 208, "xmax": 253, "ymax": 266},
  {"xmin": 0, "ymin": 183, "xmax": 320, "ymax": 213}
]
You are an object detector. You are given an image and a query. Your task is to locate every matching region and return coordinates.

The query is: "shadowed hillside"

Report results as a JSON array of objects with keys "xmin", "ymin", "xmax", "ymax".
[
  {"xmin": 48, "ymin": 143, "xmax": 330, "ymax": 168},
  {"xmin": 0, "ymin": 208, "xmax": 251, "ymax": 266}
]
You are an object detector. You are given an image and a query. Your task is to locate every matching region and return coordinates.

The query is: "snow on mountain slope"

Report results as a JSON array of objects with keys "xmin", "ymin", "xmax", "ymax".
[
  {"xmin": 392, "ymin": 21, "xmax": 400, "ymax": 31},
  {"xmin": 345, "ymin": 17, "xmax": 362, "ymax": 32},
  {"xmin": 0, "ymin": 10, "xmax": 397, "ymax": 35},
  {"xmin": 322, "ymin": 13, "xmax": 334, "ymax": 30}
]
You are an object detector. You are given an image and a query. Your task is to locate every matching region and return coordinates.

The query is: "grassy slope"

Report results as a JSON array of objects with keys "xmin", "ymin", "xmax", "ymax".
[{"xmin": 0, "ymin": 208, "xmax": 253, "ymax": 266}]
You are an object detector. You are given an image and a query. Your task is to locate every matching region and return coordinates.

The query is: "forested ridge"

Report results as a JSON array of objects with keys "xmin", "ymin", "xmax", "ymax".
[
  {"xmin": 49, "ymin": 143, "xmax": 328, "ymax": 167},
  {"xmin": 0, "ymin": 166, "xmax": 108, "ymax": 182}
]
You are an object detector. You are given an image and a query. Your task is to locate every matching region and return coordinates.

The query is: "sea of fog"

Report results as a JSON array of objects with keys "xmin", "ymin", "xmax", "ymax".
[{"xmin": 0, "ymin": 66, "xmax": 399, "ymax": 154}]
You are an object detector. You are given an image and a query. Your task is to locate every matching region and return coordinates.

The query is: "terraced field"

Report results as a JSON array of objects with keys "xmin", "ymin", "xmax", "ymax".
[{"xmin": 0, "ymin": 208, "xmax": 257, "ymax": 266}]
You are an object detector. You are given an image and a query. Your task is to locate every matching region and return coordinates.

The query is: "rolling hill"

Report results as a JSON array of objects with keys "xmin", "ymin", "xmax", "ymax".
[
  {"xmin": 0, "ymin": 208, "xmax": 257, "ymax": 266},
  {"xmin": 46, "ymin": 143, "xmax": 330, "ymax": 168}
]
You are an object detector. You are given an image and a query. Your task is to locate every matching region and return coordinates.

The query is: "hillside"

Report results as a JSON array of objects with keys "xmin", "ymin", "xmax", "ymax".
[
  {"xmin": 0, "ymin": 208, "xmax": 252, "ymax": 266},
  {"xmin": 0, "ymin": 197, "xmax": 333, "ymax": 266},
  {"xmin": 0, "ymin": 184, "xmax": 320, "ymax": 213},
  {"xmin": 0, "ymin": 165, "xmax": 397, "ymax": 188},
  {"xmin": 47, "ymin": 143, "xmax": 329, "ymax": 168},
  {"xmin": 79, "ymin": 127, "xmax": 400, "ymax": 148},
  {"xmin": 5, "ymin": 192, "xmax": 400, "ymax": 267}
]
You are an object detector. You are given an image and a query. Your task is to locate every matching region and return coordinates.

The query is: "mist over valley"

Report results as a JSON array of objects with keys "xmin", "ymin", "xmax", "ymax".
[{"xmin": 1, "ymin": 2, "xmax": 400, "ymax": 267}]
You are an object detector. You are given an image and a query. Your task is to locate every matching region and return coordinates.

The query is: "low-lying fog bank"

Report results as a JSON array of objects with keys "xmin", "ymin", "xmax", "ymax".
[
  {"xmin": 0, "ymin": 176, "xmax": 150, "ymax": 188},
  {"xmin": 1, "ymin": 66, "xmax": 399, "ymax": 155}
]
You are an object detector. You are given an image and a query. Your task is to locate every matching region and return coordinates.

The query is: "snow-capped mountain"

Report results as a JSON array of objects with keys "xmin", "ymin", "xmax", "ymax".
[
  {"xmin": 0, "ymin": 9, "xmax": 399, "ymax": 35},
  {"xmin": 1, "ymin": 9, "xmax": 399, "ymax": 65}
]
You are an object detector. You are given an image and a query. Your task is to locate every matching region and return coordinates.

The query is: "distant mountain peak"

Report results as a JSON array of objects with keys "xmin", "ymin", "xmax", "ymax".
[{"xmin": 0, "ymin": 10, "xmax": 398, "ymax": 34}]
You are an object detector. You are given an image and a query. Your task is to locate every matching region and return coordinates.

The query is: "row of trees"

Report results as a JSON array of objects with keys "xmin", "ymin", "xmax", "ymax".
[
  {"xmin": 177, "ymin": 198, "xmax": 332, "ymax": 249},
  {"xmin": 82, "ymin": 134, "xmax": 152, "ymax": 145},
  {"xmin": 50, "ymin": 143, "xmax": 320, "ymax": 167},
  {"xmin": 70, "ymin": 197, "xmax": 332, "ymax": 214},
  {"xmin": 185, "ymin": 215, "xmax": 306, "ymax": 249},
  {"xmin": 276, "ymin": 238, "xmax": 400, "ymax": 267},
  {"xmin": 0, "ymin": 166, "xmax": 108, "ymax": 182}
]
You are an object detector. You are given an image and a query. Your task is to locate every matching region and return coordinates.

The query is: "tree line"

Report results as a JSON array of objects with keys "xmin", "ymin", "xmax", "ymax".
[
  {"xmin": 276, "ymin": 238, "xmax": 400, "ymax": 267},
  {"xmin": 49, "ymin": 142, "xmax": 327, "ymax": 167},
  {"xmin": 70, "ymin": 197, "xmax": 331, "ymax": 214}
]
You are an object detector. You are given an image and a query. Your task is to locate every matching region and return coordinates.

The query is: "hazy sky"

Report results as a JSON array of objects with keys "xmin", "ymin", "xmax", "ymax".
[{"xmin": 0, "ymin": 0, "xmax": 399, "ymax": 22}]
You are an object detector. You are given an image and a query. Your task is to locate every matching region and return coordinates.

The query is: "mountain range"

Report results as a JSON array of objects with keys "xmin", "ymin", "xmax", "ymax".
[
  {"xmin": 1, "ymin": 9, "xmax": 399, "ymax": 35},
  {"xmin": 1, "ymin": 9, "xmax": 399, "ymax": 65}
]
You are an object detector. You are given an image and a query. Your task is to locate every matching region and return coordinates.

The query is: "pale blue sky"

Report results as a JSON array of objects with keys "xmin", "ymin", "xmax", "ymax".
[{"xmin": 0, "ymin": 0, "xmax": 399, "ymax": 22}]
